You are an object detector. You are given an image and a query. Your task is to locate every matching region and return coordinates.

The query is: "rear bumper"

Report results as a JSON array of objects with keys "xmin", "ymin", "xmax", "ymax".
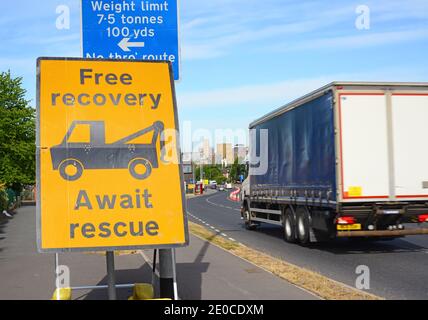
[
  {"xmin": 337, "ymin": 228, "xmax": 428, "ymax": 237},
  {"xmin": 338, "ymin": 202, "xmax": 428, "ymax": 229}
]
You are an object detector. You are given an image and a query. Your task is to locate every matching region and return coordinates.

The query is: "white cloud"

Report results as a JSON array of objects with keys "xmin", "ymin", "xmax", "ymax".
[
  {"xmin": 180, "ymin": 1, "xmax": 355, "ymax": 60},
  {"xmin": 12, "ymin": 33, "xmax": 80, "ymax": 46},
  {"xmin": 177, "ymin": 67, "xmax": 428, "ymax": 110},
  {"xmin": 178, "ymin": 76, "xmax": 337, "ymax": 109},
  {"xmin": 268, "ymin": 28, "xmax": 428, "ymax": 52},
  {"xmin": 182, "ymin": 43, "xmax": 225, "ymax": 60},
  {"xmin": 180, "ymin": 0, "xmax": 428, "ymax": 60},
  {"xmin": 369, "ymin": 0, "xmax": 428, "ymax": 22}
]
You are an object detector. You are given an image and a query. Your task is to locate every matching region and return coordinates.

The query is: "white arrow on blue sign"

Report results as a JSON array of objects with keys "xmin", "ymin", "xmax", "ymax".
[{"xmin": 81, "ymin": 0, "xmax": 180, "ymax": 80}]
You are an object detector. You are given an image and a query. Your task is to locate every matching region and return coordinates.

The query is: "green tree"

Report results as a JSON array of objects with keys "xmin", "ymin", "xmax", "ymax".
[
  {"xmin": 195, "ymin": 165, "xmax": 222, "ymax": 181},
  {"xmin": 0, "ymin": 71, "xmax": 35, "ymax": 193},
  {"xmin": 204, "ymin": 166, "xmax": 221, "ymax": 180},
  {"xmin": 195, "ymin": 165, "xmax": 228, "ymax": 184},
  {"xmin": 229, "ymin": 158, "xmax": 248, "ymax": 183},
  {"xmin": 230, "ymin": 158, "xmax": 239, "ymax": 182},
  {"xmin": 215, "ymin": 175, "xmax": 227, "ymax": 185}
]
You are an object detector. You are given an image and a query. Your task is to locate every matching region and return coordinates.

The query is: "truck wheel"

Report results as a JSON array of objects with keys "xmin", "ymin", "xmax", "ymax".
[
  {"xmin": 243, "ymin": 207, "xmax": 257, "ymax": 230},
  {"xmin": 129, "ymin": 158, "xmax": 152, "ymax": 180},
  {"xmin": 59, "ymin": 159, "xmax": 83, "ymax": 181},
  {"xmin": 296, "ymin": 206, "xmax": 310, "ymax": 245},
  {"xmin": 283, "ymin": 208, "xmax": 297, "ymax": 243}
]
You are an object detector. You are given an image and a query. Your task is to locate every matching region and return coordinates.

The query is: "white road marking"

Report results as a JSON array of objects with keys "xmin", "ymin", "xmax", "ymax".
[
  {"xmin": 190, "ymin": 215, "xmax": 237, "ymax": 242},
  {"xmin": 187, "ymin": 199, "xmax": 241, "ymax": 243},
  {"xmin": 205, "ymin": 194, "xmax": 241, "ymax": 213},
  {"xmin": 139, "ymin": 250, "xmax": 159, "ymax": 277}
]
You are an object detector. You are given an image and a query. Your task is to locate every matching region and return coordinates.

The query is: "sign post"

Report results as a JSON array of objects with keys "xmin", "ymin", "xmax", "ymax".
[
  {"xmin": 81, "ymin": 0, "xmax": 181, "ymax": 80},
  {"xmin": 159, "ymin": 249, "xmax": 174, "ymax": 299},
  {"xmin": 106, "ymin": 251, "xmax": 117, "ymax": 300},
  {"xmin": 36, "ymin": 58, "xmax": 188, "ymax": 254}
]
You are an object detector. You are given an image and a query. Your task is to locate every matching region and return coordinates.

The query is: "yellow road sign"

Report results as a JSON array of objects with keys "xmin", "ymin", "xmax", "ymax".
[{"xmin": 36, "ymin": 58, "xmax": 188, "ymax": 252}]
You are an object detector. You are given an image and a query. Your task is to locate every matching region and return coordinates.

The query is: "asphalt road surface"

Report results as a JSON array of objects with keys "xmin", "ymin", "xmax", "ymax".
[
  {"xmin": 0, "ymin": 204, "xmax": 316, "ymax": 300},
  {"xmin": 187, "ymin": 190, "xmax": 428, "ymax": 300}
]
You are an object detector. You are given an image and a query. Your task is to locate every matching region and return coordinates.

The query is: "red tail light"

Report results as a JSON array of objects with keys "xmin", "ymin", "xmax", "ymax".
[
  {"xmin": 337, "ymin": 216, "xmax": 356, "ymax": 225},
  {"xmin": 418, "ymin": 215, "xmax": 428, "ymax": 223}
]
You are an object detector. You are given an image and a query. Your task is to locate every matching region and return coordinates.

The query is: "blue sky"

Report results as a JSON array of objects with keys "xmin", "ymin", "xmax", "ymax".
[{"xmin": 1, "ymin": 0, "xmax": 428, "ymax": 151}]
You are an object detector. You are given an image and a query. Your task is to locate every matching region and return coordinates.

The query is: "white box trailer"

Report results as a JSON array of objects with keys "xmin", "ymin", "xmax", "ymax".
[
  {"xmin": 241, "ymin": 82, "xmax": 428, "ymax": 244},
  {"xmin": 339, "ymin": 91, "xmax": 428, "ymax": 201}
]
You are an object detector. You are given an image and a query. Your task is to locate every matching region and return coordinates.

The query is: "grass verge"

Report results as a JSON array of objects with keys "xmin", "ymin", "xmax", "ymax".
[
  {"xmin": 189, "ymin": 221, "xmax": 382, "ymax": 300},
  {"xmin": 86, "ymin": 250, "xmax": 138, "ymax": 256}
]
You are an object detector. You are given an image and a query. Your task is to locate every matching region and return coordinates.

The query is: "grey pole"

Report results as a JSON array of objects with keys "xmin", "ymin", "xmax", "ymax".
[
  {"xmin": 192, "ymin": 141, "xmax": 195, "ymax": 183},
  {"xmin": 54, "ymin": 253, "xmax": 60, "ymax": 300},
  {"xmin": 199, "ymin": 149, "xmax": 203, "ymax": 184},
  {"xmin": 54, "ymin": 253, "xmax": 59, "ymax": 280},
  {"xmin": 159, "ymin": 249, "xmax": 174, "ymax": 299},
  {"xmin": 172, "ymin": 249, "xmax": 178, "ymax": 300},
  {"xmin": 106, "ymin": 251, "xmax": 117, "ymax": 300}
]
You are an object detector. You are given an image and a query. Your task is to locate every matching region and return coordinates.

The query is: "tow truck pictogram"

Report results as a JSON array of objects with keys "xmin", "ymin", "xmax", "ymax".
[{"xmin": 50, "ymin": 121, "xmax": 167, "ymax": 181}]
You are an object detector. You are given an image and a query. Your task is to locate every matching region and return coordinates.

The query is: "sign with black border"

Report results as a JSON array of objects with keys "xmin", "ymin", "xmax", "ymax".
[{"xmin": 36, "ymin": 57, "xmax": 188, "ymax": 253}]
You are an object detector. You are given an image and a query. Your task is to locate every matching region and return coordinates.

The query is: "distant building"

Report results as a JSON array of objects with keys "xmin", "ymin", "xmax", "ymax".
[
  {"xmin": 216, "ymin": 143, "xmax": 234, "ymax": 166},
  {"xmin": 198, "ymin": 139, "xmax": 213, "ymax": 165},
  {"xmin": 182, "ymin": 152, "xmax": 193, "ymax": 163},
  {"xmin": 233, "ymin": 144, "xmax": 248, "ymax": 163},
  {"xmin": 182, "ymin": 162, "xmax": 194, "ymax": 183},
  {"xmin": 181, "ymin": 153, "xmax": 194, "ymax": 183}
]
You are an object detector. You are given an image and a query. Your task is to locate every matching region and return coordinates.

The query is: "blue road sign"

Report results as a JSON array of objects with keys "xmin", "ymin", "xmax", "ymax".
[{"xmin": 81, "ymin": 0, "xmax": 180, "ymax": 80}]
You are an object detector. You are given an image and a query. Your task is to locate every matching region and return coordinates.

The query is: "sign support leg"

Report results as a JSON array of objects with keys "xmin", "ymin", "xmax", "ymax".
[
  {"xmin": 106, "ymin": 251, "xmax": 117, "ymax": 300},
  {"xmin": 54, "ymin": 253, "xmax": 60, "ymax": 300},
  {"xmin": 159, "ymin": 249, "xmax": 174, "ymax": 299},
  {"xmin": 152, "ymin": 249, "xmax": 157, "ymax": 288},
  {"xmin": 172, "ymin": 248, "xmax": 178, "ymax": 300}
]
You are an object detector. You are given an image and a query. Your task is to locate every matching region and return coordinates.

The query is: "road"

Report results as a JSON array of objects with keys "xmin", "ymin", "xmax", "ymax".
[
  {"xmin": 187, "ymin": 190, "xmax": 428, "ymax": 300},
  {"xmin": 0, "ymin": 204, "xmax": 316, "ymax": 300}
]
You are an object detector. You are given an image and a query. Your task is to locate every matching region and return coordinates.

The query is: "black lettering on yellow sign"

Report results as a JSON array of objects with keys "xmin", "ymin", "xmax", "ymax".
[
  {"xmin": 37, "ymin": 58, "xmax": 188, "ymax": 252},
  {"xmin": 74, "ymin": 189, "xmax": 153, "ymax": 210},
  {"xmin": 50, "ymin": 68, "xmax": 162, "ymax": 108},
  {"xmin": 69, "ymin": 220, "xmax": 160, "ymax": 239},
  {"xmin": 79, "ymin": 69, "xmax": 133, "ymax": 86}
]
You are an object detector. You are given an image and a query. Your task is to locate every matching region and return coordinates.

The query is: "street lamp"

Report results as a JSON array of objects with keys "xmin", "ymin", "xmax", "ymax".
[{"xmin": 199, "ymin": 150, "xmax": 204, "ymax": 183}]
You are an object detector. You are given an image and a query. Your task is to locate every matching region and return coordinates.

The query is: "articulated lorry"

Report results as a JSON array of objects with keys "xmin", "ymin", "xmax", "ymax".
[{"xmin": 241, "ymin": 82, "xmax": 428, "ymax": 244}]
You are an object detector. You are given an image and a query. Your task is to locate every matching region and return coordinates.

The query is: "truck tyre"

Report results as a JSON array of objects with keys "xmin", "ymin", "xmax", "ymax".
[
  {"xmin": 283, "ymin": 208, "xmax": 297, "ymax": 243},
  {"xmin": 296, "ymin": 206, "xmax": 310, "ymax": 245},
  {"xmin": 243, "ymin": 207, "xmax": 257, "ymax": 230},
  {"xmin": 129, "ymin": 158, "xmax": 152, "ymax": 180},
  {"xmin": 59, "ymin": 159, "xmax": 83, "ymax": 181}
]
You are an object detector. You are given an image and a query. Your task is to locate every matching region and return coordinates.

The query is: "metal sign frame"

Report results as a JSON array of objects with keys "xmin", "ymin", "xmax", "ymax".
[{"xmin": 36, "ymin": 57, "xmax": 189, "ymax": 253}]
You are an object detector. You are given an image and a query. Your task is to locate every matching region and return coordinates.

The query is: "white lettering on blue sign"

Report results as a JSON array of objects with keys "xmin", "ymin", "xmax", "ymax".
[{"xmin": 81, "ymin": 0, "xmax": 180, "ymax": 80}]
